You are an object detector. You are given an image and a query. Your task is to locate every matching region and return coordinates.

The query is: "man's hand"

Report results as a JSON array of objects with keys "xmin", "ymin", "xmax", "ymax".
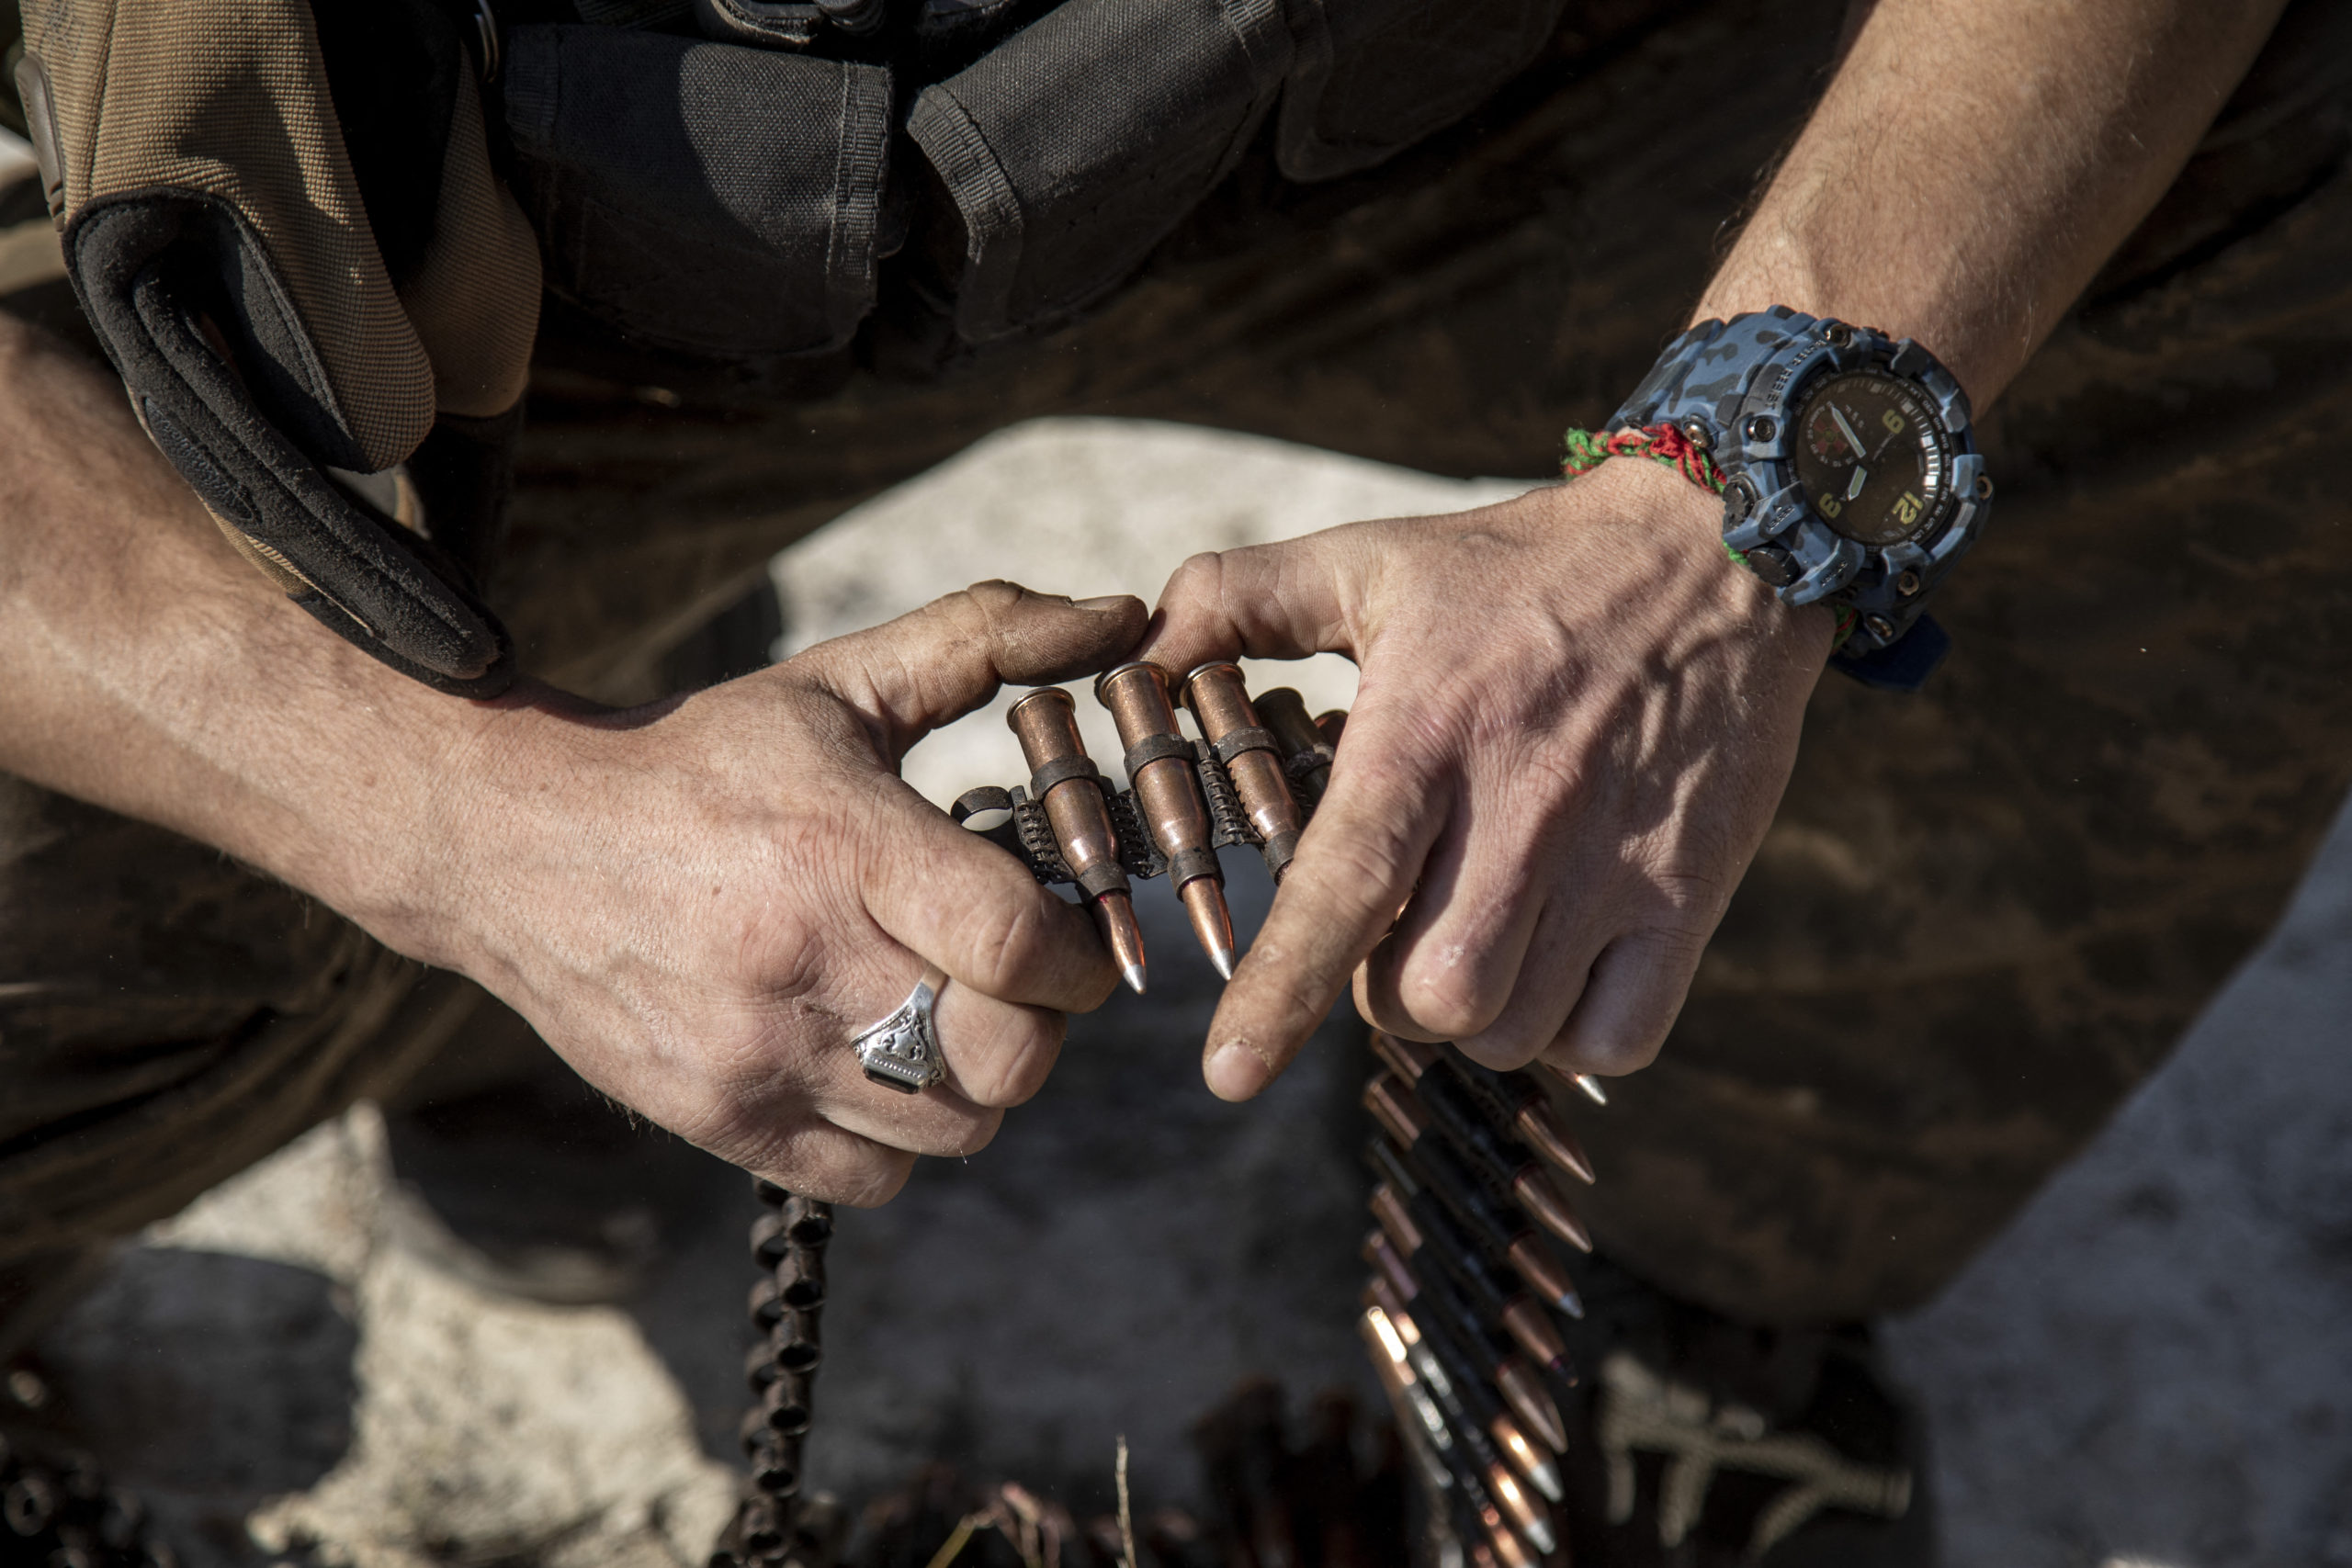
[
  {"xmin": 0, "ymin": 305, "xmax": 1144, "ymax": 1206},
  {"xmin": 398, "ymin": 583, "xmax": 1145, "ymax": 1204},
  {"xmin": 1141, "ymin": 0, "xmax": 2293, "ymax": 1105},
  {"xmin": 1141, "ymin": 457, "xmax": 1831, "ymax": 1100}
]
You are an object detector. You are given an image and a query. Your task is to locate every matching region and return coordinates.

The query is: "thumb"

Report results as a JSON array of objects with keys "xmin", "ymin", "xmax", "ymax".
[
  {"xmin": 794, "ymin": 581, "xmax": 1147, "ymax": 755},
  {"xmin": 1136, "ymin": 526, "xmax": 1381, "ymax": 673}
]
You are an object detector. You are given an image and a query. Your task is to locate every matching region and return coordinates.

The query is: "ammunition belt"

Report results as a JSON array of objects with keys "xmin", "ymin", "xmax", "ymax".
[
  {"xmin": 711, "ymin": 1183, "xmax": 845, "ymax": 1568},
  {"xmin": 0, "ymin": 1434, "xmax": 178, "ymax": 1568},
  {"xmin": 950, "ymin": 735, "xmax": 1321, "ymax": 888}
]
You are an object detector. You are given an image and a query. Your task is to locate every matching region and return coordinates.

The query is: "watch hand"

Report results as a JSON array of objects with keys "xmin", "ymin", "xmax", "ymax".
[
  {"xmin": 1828, "ymin": 404, "xmax": 1868, "ymax": 457},
  {"xmin": 1846, "ymin": 466, "xmax": 1869, "ymax": 502}
]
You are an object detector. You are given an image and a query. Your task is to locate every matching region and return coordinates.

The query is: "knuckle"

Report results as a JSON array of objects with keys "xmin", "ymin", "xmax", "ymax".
[
  {"xmin": 1617, "ymin": 917, "xmax": 1711, "ymax": 990},
  {"xmin": 967, "ymin": 1011, "xmax": 1065, "ymax": 1108},
  {"xmin": 960, "ymin": 579, "xmax": 1023, "ymax": 615},
  {"xmin": 1305, "ymin": 809, "xmax": 1419, "ymax": 897},
  {"xmin": 1164, "ymin": 550, "xmax": 1229, "ymax": 608},
  {"xmin": 1453, "ymin": 1025, "xmax": 1550, "ymax": 1072},
  {"xmin": 678, "ymin": 1086, "xmax": 796, "ymax": 1173},
  {"xmin": 967, "ymin": 895, "xmax": 1057, "ymax": 998},
  {"xmin": 954, "ymin": 580, "xmax": 1024, "ymax": 650},
  {"xmin": 1399, "ymin": 970, "xmax": 1505, "ymax": 1043}
]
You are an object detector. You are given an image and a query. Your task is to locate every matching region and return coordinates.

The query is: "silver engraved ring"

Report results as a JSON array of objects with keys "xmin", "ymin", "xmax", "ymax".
[{"xmin": 852, "ymin": 966, "xmax": 951, "ymax": 1095}]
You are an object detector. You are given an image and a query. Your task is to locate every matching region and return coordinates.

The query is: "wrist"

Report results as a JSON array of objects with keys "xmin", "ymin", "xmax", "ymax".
[
  {"xmin": 287, "ymin": 675, "xmax": 582, "ymax": 974},
  {"xmin": 1568, "ymin": 435, "xmax": 1839, "ymax": 665},
  {"xmin": 1594, "ymin": 309, "xmax": 1985, "ymax": 679}
]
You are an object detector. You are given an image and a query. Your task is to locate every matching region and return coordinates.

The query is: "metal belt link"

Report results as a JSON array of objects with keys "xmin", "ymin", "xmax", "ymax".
[
  {"xmin": 711, "ymin": 1181, "xmax": 847, "ymax": 1568},
  {"xmin": 0, "ymin": 1434, "xmax": 179, "ymax": 1568},
  {"xmin": 952, "ymin": 737, "xmax": 1319, "ymax": 886},
  {"xmin": 713, "ymin": 686, "xmax": 1343, "ymax": 1559}
]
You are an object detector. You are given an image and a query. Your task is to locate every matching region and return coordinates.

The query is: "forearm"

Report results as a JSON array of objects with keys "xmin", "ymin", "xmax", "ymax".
[
  {"xmin": 0, "ymin": 311, "xmax": 504, "ymax": 951},
  {"xmin": 1698, "ymin": 0, "xmax": 2289, "ymax": 405}
]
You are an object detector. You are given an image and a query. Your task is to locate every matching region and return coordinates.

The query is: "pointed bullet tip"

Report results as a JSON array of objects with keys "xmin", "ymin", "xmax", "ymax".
[
  {"xmin": 1557, "ymin": 1293, "xmax": 1586, "ymax": 1320},
  {"xmin": 1178, "ymin": 877, "xmax": 1239, "ymax": 983},
  {"xmin": 1122, "ymin": 962, "xmax": 1148, "ymax": 996},
  {"xmin": 1573, "ymin": 1073, "xmax": 1609, "ymax": 1106},
  {"xmin": 1518, "ymin": 1110, "xmax": 1599, "ymax": 1187}
]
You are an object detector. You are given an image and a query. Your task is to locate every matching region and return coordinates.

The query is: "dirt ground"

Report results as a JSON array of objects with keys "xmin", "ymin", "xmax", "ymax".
[{"xmin": 16, "ymin": 422, "xmax": 2351, "ymax": 1568}]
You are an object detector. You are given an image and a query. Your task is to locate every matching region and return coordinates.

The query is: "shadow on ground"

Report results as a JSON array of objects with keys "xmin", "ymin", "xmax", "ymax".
[
  {"xmin": 27, "ymin": 1251, "xmax": 358, "ymax": 1566},
  {"xmin": 379, "ymin": 851, "xmax": 1375, "ymax": 1520}
]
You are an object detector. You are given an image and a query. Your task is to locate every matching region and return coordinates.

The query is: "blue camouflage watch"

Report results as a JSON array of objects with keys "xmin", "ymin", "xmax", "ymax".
[{"xmin": 1610, "ymin": 307, "xmax": 1992, "ymax": 690}]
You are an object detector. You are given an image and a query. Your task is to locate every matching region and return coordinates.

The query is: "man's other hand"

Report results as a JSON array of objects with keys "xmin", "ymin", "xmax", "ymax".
[
  {"xmin": 1140, "ymin": 458, "xmax": 1831, "ymax": 1100},
  {"xmin": 413, "ymin": 582, "xmax": 1146, "ymax": 1205}
]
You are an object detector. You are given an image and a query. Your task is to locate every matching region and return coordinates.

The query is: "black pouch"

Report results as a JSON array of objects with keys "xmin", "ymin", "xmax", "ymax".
[
  {"xmin": 503, "ymin": 25, "xmax": 891, "ymax": 360},
  {"xmin": 906, "ymin": 0, "xmax": 1293, "ymax": 344},
  {"xmin": 1274, "ymin": 0, "xmax": 1567, "ymax": 182}
]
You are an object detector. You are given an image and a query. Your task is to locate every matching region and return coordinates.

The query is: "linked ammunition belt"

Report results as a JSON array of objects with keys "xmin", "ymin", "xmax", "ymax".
[
  {"xmin": 954, "ymin": 660, "xmax": 1342, "ymax": 994},
  {"xmin": 949, "ymin": 731, "xmax": 1325, "ymax": 890},
  {"xmin": 1356, "ymin": 1036, "xmax": 1606, "ymax": 1568},
  {"xmin": 711, "ymin": 1183, "xmax": 845, "ymax": 1568},
  {"xmin": 707, "ymin": 660, "xmax": 1603, "ymax": 1567},
  {"xmin": 0, "ymin": 1433, "xmax": 179, "ymax": 1568},
  {"xmin": 950, "ymin": 663, "xmax": 1335, "ymax": 894}
]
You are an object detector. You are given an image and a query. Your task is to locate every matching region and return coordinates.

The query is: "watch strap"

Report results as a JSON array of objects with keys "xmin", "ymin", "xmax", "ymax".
[{"xmin": 1610, "ymin": 307, "xmax": 1821, "ymax": 434}]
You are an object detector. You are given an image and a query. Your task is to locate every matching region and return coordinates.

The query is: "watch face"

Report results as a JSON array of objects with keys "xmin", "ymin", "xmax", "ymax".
[{"xmin": 1792, "ymin": 370, "xmax": 1951, "ymax": 546}]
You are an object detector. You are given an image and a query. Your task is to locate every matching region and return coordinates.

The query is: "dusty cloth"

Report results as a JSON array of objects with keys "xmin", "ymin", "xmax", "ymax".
[{"xmin": 4, "ymin": 0, "xmax": 2350, "ymax": 1326}]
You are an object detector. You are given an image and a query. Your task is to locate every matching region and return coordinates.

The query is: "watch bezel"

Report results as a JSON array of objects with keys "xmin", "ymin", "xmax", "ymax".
[{"xmin": 1705, "ymin": 321, "xmax": 1987, "ymax": 641}]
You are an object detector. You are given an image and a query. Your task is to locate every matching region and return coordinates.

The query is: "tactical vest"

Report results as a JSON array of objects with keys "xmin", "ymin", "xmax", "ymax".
[{"xmin": 11, "ymin": 0, "xmax": 1565, "ymax": 694}]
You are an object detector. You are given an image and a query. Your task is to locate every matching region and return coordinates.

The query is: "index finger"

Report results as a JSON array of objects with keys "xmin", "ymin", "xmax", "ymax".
[
  {"xmin": 1137, "ymin": 529, "xmax": 1374, "ymax": 673},
  {"xmin": 1201, "ymin": 705, "xmax": 1443, "ymax": 1100}
]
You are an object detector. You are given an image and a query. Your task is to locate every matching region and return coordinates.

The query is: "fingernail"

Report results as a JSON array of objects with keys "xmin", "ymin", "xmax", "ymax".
[
  {"xmin": 1075, "ymin": 595, "xmax": 1133, "ymax": 612},
  {"xmin": 1205, "ymin": 1041, "xmax": 1268, "ymax": 1100}
]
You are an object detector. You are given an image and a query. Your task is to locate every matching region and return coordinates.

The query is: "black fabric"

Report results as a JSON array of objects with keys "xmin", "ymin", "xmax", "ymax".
[
  {"xmin": 308, "ymin": 0, "xmax": 466, "ymax": 288},
  {"xmin": 900, "ymin": 0, "xmax": 1060, "ymax": 84},
  {"xmin": 1274, "ymin": 0, "xmax": 1566, "ymax": 181},
  {"xmin": 502, "ymin": 25, "xmax": 891, "ymax": 359},
  {"xmin": 481, "ymin": 0, "xmax": 1566, "ymax": 363},
  {"xmin": 906, "ymin": 0, "xmax": 1293, "ymax": 343},
  {"xmin": 64, "ymin": 191, "xmax": 514, "ymax": 694},
  {"xmin": 689, "ymin": 0, "xmax": 824, "ymax": 51},
  {"xmin": 407, "ymin": 404, "xmax": 526, "ymax": 588}
]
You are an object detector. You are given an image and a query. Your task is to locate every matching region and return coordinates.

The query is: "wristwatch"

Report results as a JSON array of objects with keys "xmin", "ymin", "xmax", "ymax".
[{"xmin": 1610, "ymin": 307, "xmax": 1991, "ymax": 688}]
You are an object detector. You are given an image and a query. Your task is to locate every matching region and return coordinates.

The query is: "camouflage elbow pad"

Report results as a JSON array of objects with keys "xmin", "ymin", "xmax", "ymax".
[{"xmin": 12, "ymin": 0, "xmax": 539, "ymax": 696}]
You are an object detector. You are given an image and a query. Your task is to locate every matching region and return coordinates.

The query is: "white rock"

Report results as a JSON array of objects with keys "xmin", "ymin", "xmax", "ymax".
[{"xmin": 772, "ymin": 416, "xmax": 1533, "ymax": 807}]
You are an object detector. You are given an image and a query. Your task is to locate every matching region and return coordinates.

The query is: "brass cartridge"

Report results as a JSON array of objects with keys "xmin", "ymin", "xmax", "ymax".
[
  {"xmin": 1094, "ymin": 661, "xmax": 1238, "ymax": 980},
  {"xmin": 1180, "ymin": 662, "xmax": 1305, "ymax": 878},
  {"xmin": 1007, "ymin": 688, "xmax": 1148, "ymax": 995},
  {"xmin": 1254, "ymin": 685, "xmax": 1335, "ymax": 804}
]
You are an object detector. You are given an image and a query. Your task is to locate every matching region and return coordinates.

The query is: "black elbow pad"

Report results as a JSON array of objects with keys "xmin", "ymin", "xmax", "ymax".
[{"xmin": 15, "ymin": 0, "xmax": 539, "ymax": 697}]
